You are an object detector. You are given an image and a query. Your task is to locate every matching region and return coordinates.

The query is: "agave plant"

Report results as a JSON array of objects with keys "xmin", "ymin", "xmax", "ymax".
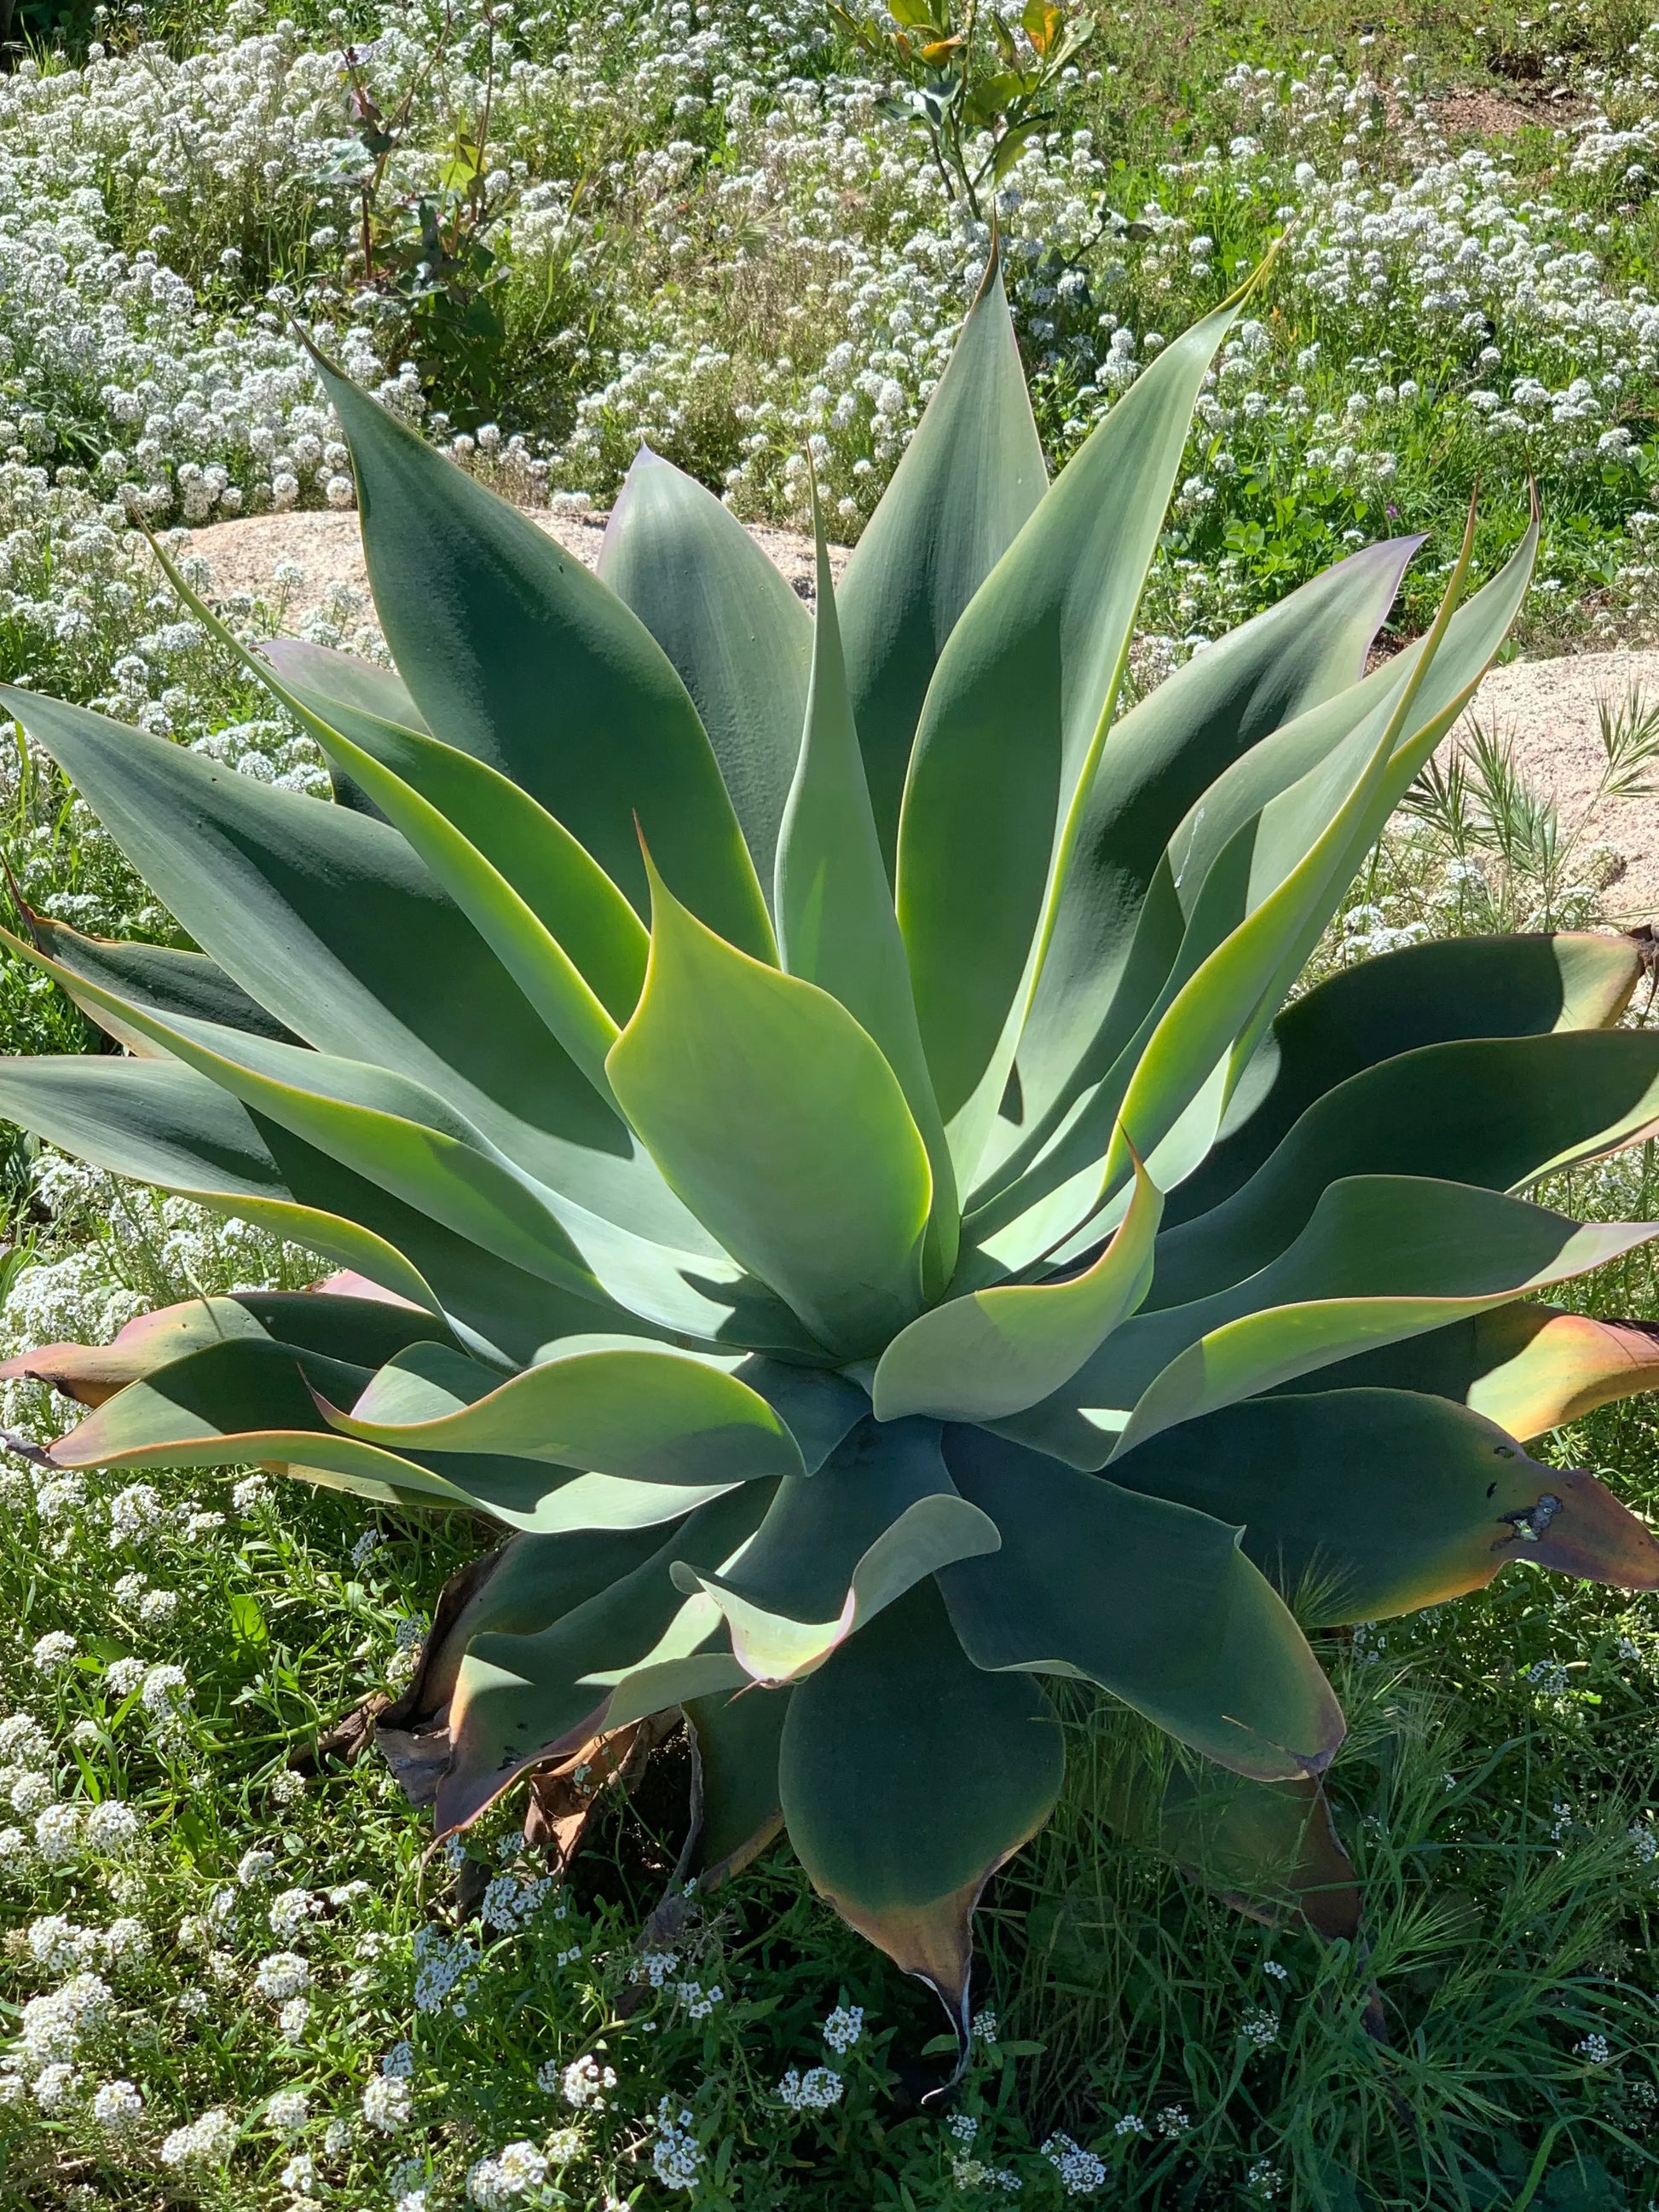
[{"xmin": 3, "ymin": 255, "xmax": 1659, "ymax": 2064}]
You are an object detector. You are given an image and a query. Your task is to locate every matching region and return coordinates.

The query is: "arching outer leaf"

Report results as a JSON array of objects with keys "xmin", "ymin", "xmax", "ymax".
[
  {"xmin": 606, "ymin": 858, "xmax": 932, "ymax": 1359},
  {"xmin": 775, "ymin": 507, "xmax": 957, "ymax": 1292},
  {"xmin": 1113, "ymin": 1198, "xmax": 1659, "ymax": 1462},
  {"xmin": 898, "ymin": 293, "xmax": 1241, "ymax": 1176},
  {"xmin": 685, "ymin": 1686, "xmax": 790, "ymax": 1885},
  {"xmin": 251, "ymin": 686, "xmax": 646, "ymax": 1028},
  {"xmin": 37, "ymin": 1337, "xmax": 461, "ymax": 1502},
  {"xmin": 259, "ymin": 637, "xmax": 428, "ymax": 731},
  {"xmin": 376, "ymin": 1525, "xmax": 671, "ymax": 1803},
  {"xmin": 980, "ymin": 517, "xmax": 1539, "ymax": 1275},
  {"xmin": 0, "ymin": 1291, "xmax": 448, "ymax": 1408},
  {"xmin": 1106, "ymin": 1759, "xmax": 1361, "ymax": 1942},
  {"xmin": 837, "ymin": 251, "xmax": 1047, "ymax": 877},
  {"xmin": 670, "ymin": 1417, "xmax": 998, "ymax": 1684},
  {"xmin": 872, "ymin": 1145, "xmax": 1162, "ymax": 1424},
  {"xmin": 1106, "ymin": 1389, "xmax": 1659, "ymax": 1624},
  {"xmin": 20, "ymin": 907, "xmax": 300, "ymax": 1048},
  {"xmin": 323, "ymin": 1343, "xmax": 806, "ymax": 1487},
  {"xmin": 0, "ymin": 1053, "xmax": 699, "ymax": 1366},
  {"xmin": 1012, "ymin": 1175, "xmax": 1658, "ymax": 1468},
  {"xmin": 143, "ymin": 533, "xmax": 650, "ymax": 1079},
  {"xmin": 1279, "ymin": 1302, "xmax": 1659, "ymax": 1443},
  {"xmin": 1001, "ymin": 534, "xmax": 1419, "ymax": 1174},
  {"xmin": 0, "ymin": 682, "xmax": 697, "ymax": 1247},
  {"xmin": 2, "ymin": 933, "xmax": 825, "ymax": 1360},
  {"xmin": 1147, "ymin": 1029, "xmax": 1659, "ymax": 1311},
  {"xmin": 778, "ymin": 1578, "xmax": 1063, "ymax": 2064},
  {"xmin": 598, "ymin": 448, "xmax": 812, "ymax": 898},
  {"xmin": 436, "ymin": 1486, "xmax": 770, "ymax": 1833},
  {"xmin": 310, "ymin": 350, "xmax": 775, "ymax": 958},
  {"xmin": 1166, "ymin": 930, "xmax": 1646, "ymax": 1229},
  {"xmin": 938, "ymin": 1427, "xmax": 1342, "ymax": 1781}
]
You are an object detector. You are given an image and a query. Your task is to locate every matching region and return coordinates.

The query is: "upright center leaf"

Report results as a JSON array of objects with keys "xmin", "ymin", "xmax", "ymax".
[{"xmin": 606, "ymin": 856, "xmax": 934, "ymax": 1360}]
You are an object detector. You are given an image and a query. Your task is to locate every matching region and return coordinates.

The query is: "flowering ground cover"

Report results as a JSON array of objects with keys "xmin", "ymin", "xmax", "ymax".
[{"xmin": 3, "ymin": 0, "xmax": 1659, "ymax": 2206}]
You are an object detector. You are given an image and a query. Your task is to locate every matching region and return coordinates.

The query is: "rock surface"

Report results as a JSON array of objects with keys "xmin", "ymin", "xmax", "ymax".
[{"xmin": 183, "ymin": 510, "xmax": 1659, "ymax": 927}]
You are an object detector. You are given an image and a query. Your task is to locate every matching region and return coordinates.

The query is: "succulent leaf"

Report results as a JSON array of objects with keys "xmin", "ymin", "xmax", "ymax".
[
  {"xmin": 309, "ymin": 349, "xmax": 777, "ymax": 956},
  {"xmin": 837, "ymin": 249, "xmax": 1046, "ymax": 875},
  {"xmin": 872, "ymin": 1139, "xmax": 1161, "ymax": 1422},
  {"xmin": 774, "ymin": 497, "xmax": 958, "ymax": 1288},
  {"xmin": 437, "ymin": 1485, "xmax": 770, "ymax": 1831},
  {"xmin": 606, "ymin": 852, "xmax": 933, "ymax": 1357},
  {"xmin": 1108, "ymin": 1388, "xmax": 1659, "ymax": 1621},
  {"xmin": 939, "ymin": 1427, "xmax": 1344, "ymax": 1779},
  {"xmin": 669, "ymin": 1415, "xmax": 999, "ymax": 1683},
  {"xmin": 777, "ymin": 1579, "xmax": 1064, "ymax": 2060},
  {"xmin": 1171, "ymin": 929, "xmax": 1647, "ymax": 1227},
  {"xmin": 999, "ymin": 534, "xmax": 1422, "ymax": 1187},
  {"xmin": 897, "ymin": 295, "xmax": 1243, "ymax": 1177},
  {"xmin": 1147, "ymin": 1028, "xmax": 1659, "ymax": 1309},
  {"xmin": 598, "ymin": 447, "xmax": 812, "ymax": 898}
]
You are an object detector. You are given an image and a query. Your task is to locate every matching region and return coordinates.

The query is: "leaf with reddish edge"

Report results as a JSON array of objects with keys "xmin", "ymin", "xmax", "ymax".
[
  {"xmin": 436, "ymin": 1486, "xmax": 769, "ymax": 1835},
  {"xmin": 0, "ymin": 1292, "xmax": 448, "ymax": 1409},
  {"xmin": 777, "ymin": 1577, "xmax": 1062, "ymax": 2081},
  {"xmin": 1275, "ymin": 1301, "xmax": 1659, "ymax": 1442},
  {"xmin": 1107, "ymin": 1756, "xmax": 1361, "ymax": 1943},
  {"xmin": 1104, "ymin": 1388, "xmax": 1659, "ymax": 1625},
  {"xmin": 375, "ymin": 1526, "xmax": 671, "ymax": 1805}
]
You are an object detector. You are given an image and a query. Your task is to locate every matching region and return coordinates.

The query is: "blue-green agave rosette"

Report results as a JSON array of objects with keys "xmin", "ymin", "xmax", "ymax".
[{"xmin": 5, "ymin": 250, "xmax": 1659, "ymax": 2068}]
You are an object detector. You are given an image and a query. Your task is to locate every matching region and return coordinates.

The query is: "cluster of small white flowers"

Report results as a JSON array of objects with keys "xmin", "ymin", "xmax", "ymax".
[
  {"xmin": 254, "ymin": 1950, "xmax": 312, "ymax": 2001},
  {"xmin": 1241, "ymin": 2006, "xmax": 1280, "ymax": 2050},
  {"xmin": 777, "ymin": 2065, "xmax": 843, "ymax": 2111},
  {"xmin": 823, "ymin": 2002, "xmax": 864, "ymax": 2053},
  {"xmin": 480, "ymin": 1865, "xmax": 552, "ymax": 1932},
  {"xmin": 1114, "ymin": 2111, "xmax": 1147, "ymax": 2136},
  {"xmin": 1042, "ymin": 2134, "xmax": 1107, "ymax": 2192},
  {"xmin": 269, "ymin": 1886, "xmax": 320, "ymax": 1940},
  {"xmin": 634, "ymin": 1946, "xmax": 681, "ymax": 1987},
  {"xmin": 363, "ymin": 2070, "xmax": 414, "ymax": 2132},
  {"xmin": 555, "ymin": 2052, "xmax": 616, "ymax": 2107},
  {"xmin": 31, "ymin": 1628, "xmax": 78, "ymax": 1672},
  {"xmin": 650, "ymin": 2096, "xmax": 703, "ymax": 2191},
  {"xmin": 413, "ymin": 1922, "xmax": 480, "ymax": 2014},
  {"xmin": 160, "ymin": 2106, "xmax": 239, "ymax": 2168},
  {"xmin": 266, "ymin": 2087, "xmax": 311, "ymax": 2136},
  {"xmin": 1246, "ymin": 2159, "xmax": 1286, "ymax": 2200},
  {"xmin": 1154, "ymin": 2104, "xmax": 1192, "ymax": 2137},
  {"xmin": 93, "ymin": 2077, "xmax": 144, "ymax": 2130},
  {"xmin": 467, "ymin": 2139, "xmax": 549, "ymax": 2206},
  {"xmin": 1577, "ymin": 2031, "xmax": 1613, "ymax": 2064}
]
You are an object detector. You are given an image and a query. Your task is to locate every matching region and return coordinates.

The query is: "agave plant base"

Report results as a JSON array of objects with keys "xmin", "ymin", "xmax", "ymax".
[{"xmin": 3, "ymin": 248, "xmax": 1659, "ymax": 2065}]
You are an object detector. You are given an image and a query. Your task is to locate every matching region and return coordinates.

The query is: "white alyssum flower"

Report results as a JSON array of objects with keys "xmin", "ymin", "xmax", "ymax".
[
  {"xmin": 363, "ymin": 2073, "xmax": 413, "ymax": 2132},
  {"xmin": 468, "ymin": 2140, "xmax": 548, "ymax": 2205},
  {"xmin": 84, "ymin": 1799, "xmax": 141, "ymax": 1855},
  {"xmin": 555, "ymin": 2052, "xmax": 616, "ymax": 2106},
  {"xmin": 280, "ymin": 2151, "xmax": 316, "ymax": 2195},
  {"xmin": 1043, "ymin": 2134, "xmax": 1108, "ymax": 2192},
  {"xmin": 238, "ymin": 1845, "xmax": 277, "ymax": 1886},
  {"xmin": 33, "ymin": 2060, "xmax": 78, "ymax": 2109},
  {"xmin": 266, "ymin": 2087, "xmax": 310, "ymax": 2136},
  {"xmin": 650, "ymin": 2098, "xmax": 703, "ymax": 2192},
  {"xmin": 777, "ymin": 2065, "xmax": 843, "ymax": 2111},
  {"xmin": 380, "ymin": 2039, "xmax": 415, "ymax": 2078},
  {"xmin": 31, "ymin": 1629, "xmax": 77, "ymax": 1672},
  {"xmin": 269, "ymin": 1886, "xmax": 319, "ymax": 1940},
  {"xmin": 254, "ymin": 1950, "xmax": 312, "ymax": 2001},
  {"xmin": 93, "ymin": 2077, "xmax": 144, "ymax": 2129},
  {"xmin": 160, "ymin": 2106, "xmax": 239, "ymax": 2167},
  {"xmin": 823, "ymin": 2003, "xmax": 864, "ymax": 2054},
  {"xmin": 34, "ymin": 1802, "xmax": 80, "ymax": 1863}
]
